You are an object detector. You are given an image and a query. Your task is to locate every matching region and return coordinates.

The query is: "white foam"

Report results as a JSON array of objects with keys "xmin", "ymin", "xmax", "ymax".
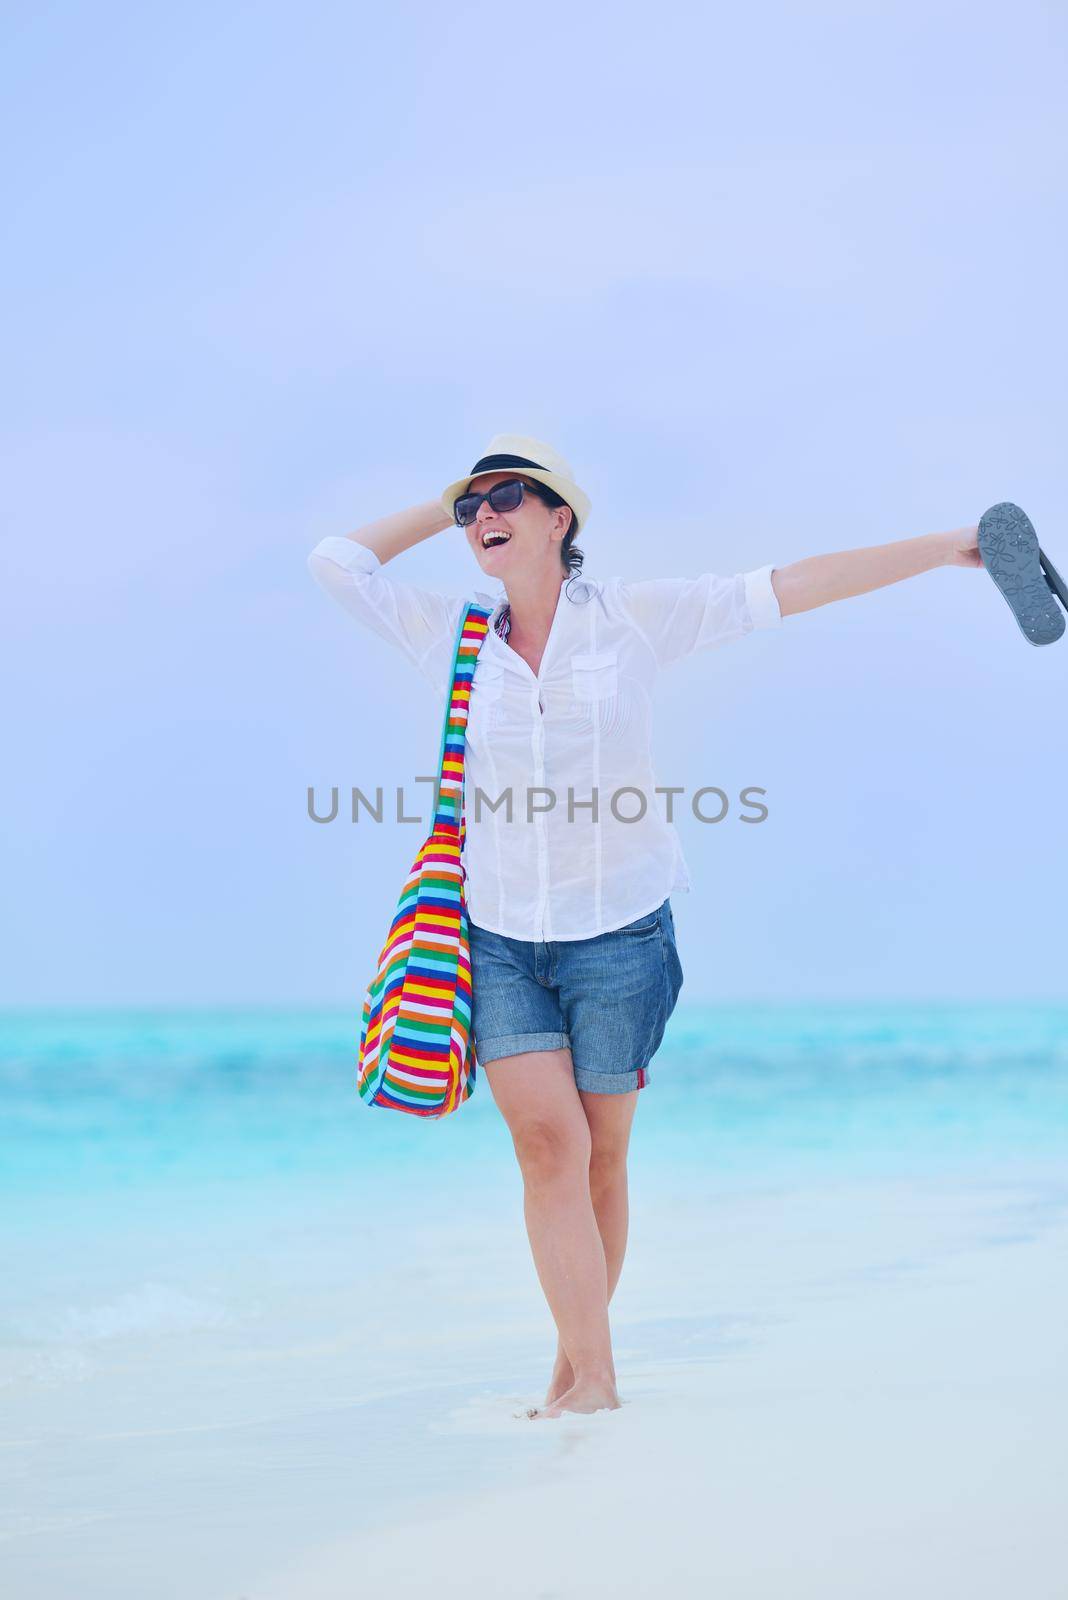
[{"xmin": 17, "ymin": 1282, "xmax": 230, "ymax": 1345}]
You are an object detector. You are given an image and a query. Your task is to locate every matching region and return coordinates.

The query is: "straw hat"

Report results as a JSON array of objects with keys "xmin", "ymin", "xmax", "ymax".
[{"xmin": 440, "ymin": 433, "xmax": 591, "ymax": 536}]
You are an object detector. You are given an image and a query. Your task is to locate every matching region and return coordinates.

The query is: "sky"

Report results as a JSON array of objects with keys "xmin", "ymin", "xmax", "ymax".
[{"xmin": 2, "ymin": 0, "xmax": 1066, "ymax": 1006}]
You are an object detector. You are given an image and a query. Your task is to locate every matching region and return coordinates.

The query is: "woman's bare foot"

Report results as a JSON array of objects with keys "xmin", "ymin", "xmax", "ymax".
[
  {"xmin": 544, "ymin": 1341, "xmax": 575, "ymax": 1407},
  {"xmin": 526, "ymin": 1376, "xmax": 621, "ymax": 1420}
]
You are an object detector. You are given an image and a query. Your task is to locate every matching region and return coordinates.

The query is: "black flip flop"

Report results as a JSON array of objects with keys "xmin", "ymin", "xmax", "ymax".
[{"xmin": 977, "ymin": 502, "xmax": 1066, "ymax": 647}]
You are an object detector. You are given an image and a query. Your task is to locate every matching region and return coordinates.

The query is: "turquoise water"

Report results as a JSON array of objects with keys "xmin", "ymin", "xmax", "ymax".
[
  {"xmin": 2, "ymin": 1003, "xmax": 1066, "ymax": 1598},
  {"xmin": 4, "ymin": 999, "xmax": 1065, "ymax": 1349},
  {"xmin": 3, "ymin": 1002, "xmax": 1066, "ymax": 1198}
]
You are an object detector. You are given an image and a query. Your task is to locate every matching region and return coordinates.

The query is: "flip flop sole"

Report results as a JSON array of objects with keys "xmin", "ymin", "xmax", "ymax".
[{"xmin": 977, "ymin": 502, "xmax": 1065, "ymax": 647}]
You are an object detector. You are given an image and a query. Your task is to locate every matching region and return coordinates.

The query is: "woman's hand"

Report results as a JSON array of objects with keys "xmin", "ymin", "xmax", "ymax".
[{"xmin": 940, "ymin": 526, "xmax": 982, "ymax": 568}]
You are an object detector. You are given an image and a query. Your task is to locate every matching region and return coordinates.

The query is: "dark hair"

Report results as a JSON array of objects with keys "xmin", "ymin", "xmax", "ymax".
[{"xmin": 522, "ymin": 479, "xmax": 586, "ymax": 588}]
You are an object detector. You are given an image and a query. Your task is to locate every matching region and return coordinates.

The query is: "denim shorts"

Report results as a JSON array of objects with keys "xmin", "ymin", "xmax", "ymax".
[{"xmin": 468, "ymin": 898, "xmax": 684, "ymax": 1095}]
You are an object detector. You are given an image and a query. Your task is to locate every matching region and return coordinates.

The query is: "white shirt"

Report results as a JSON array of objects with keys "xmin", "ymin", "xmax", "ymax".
[{"xmin": 308, "ymin": 536, "xmax": 783, "ymax": 941}]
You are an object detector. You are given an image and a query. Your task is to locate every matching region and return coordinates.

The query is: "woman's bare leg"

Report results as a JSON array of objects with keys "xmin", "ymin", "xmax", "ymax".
[
  {"xmin": 482, "ymin": 1049, "xmax": 621, "ymax": 1417},
  {"xmin": 545, "ymin": 1086, "xmax": 638, "ymax": 1405}
]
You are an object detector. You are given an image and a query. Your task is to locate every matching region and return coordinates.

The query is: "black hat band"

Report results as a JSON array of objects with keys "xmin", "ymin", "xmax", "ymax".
[{"xmin": 468, "ymin": 453, "xmax": 546, "ymax": 475}]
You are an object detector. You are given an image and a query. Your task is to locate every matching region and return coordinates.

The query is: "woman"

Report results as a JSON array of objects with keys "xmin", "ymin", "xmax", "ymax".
[{"xmin": 308, "ymin": 432, "xmax": 982, "ymax": 1421}]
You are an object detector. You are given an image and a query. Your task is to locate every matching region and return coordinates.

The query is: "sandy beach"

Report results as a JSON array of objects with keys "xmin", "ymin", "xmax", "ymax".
[
  {"xmin": 250, "ymin": 1171, "xmax": 1067, "ymax": 1600},
  {"xmin": 4, "ymin": 1006, "xmax": 1066, "ymax": 1599}
]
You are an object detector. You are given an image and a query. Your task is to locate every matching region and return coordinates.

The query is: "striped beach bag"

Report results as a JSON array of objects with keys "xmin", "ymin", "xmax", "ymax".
[{"xmin": 357, "ymin": 600, "xmax": 495, "ymax": 1116}]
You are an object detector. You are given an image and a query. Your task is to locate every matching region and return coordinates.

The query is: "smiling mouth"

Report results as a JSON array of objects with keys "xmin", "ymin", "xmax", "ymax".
[{"xmin": 480, "ymin": 530, "xmax": 512, "ymax": 550}]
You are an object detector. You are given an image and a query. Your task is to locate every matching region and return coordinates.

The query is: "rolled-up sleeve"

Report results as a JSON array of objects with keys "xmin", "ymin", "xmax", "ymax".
[
  {"xmin": 307, "ymin": 535, "xmax": 466, "ymax": 681},
  {"xmin": 613, "ymin": 563, "xmax": 783, "ymax": 668}
]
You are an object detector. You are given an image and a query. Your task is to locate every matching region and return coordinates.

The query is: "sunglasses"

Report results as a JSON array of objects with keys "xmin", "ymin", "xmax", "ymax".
[{"xmin": 454, "ymin": 478, "xmax": 540, "ymax": 527}]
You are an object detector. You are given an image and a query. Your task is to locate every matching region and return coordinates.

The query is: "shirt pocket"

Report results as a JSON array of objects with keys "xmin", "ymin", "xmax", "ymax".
[
  {"xmin": 570, "ymin": 648, "xmax": 620, "ymax": 704},
  {"xmin": 570, "ymin": 647, "xmax": 633, "ymax": 738},
  {"xmin": 468, "ymin": 658, "xmax": 506, "ymax": 735}
]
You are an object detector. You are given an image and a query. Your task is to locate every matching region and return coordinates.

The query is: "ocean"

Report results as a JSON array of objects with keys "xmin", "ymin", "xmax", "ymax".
[{"xmin": 2, "ymin": 1003, "xmax": 1066, "ymax": 1598}]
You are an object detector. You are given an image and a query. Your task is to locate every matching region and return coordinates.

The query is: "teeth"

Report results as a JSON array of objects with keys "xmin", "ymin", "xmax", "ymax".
[{"xmin": 482, "ymin": 531, "xmax": 511, "ymax": 548}]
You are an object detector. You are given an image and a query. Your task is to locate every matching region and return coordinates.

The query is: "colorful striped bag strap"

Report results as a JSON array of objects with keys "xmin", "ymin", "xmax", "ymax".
[{"xmin": 356, "ymin": 599, "xmax": 495, "ymax": 1116}]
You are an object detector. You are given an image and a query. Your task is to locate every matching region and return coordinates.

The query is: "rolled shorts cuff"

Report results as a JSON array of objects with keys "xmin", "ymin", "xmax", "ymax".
[
  {"xmin": 475, "ymin": 1030, "xmax": 570, "ymax": 1067},
  {"xmin": 572, "ymin": 1065, "xmax": 650, "ymax": 1095}
]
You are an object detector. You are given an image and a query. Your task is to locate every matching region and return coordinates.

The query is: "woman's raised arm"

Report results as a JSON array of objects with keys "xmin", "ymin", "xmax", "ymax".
[
  {"xmin": 771, "ymin": 527, "xmax": 981, "ymax": 617},
  {"xmin": 307, "ymin": 499, "xmax": 467, "ymax": 684},
  {"xmin": 336, "ymin": 499, "xmax": 454, "ymax": 565}
]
